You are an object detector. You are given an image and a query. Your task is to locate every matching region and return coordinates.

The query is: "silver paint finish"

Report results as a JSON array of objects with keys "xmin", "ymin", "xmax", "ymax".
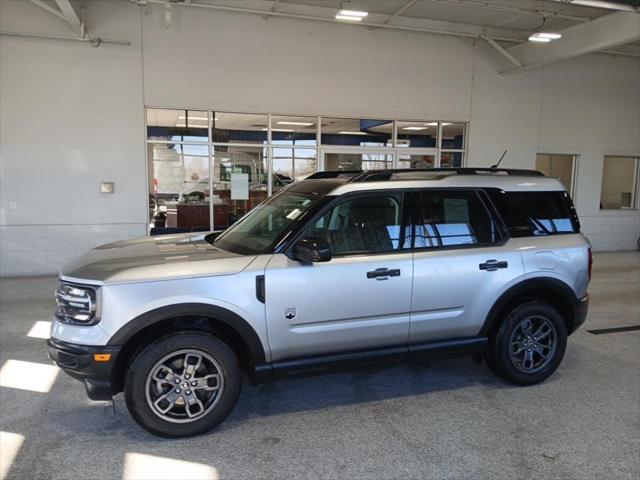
[
  {"xmin": 50, "ymin": 174, "xmax": 590, "ymax": 367},
  {"xmin": 411, "ymin": 239, "xmax": 526, "ymax": 341},
  {"xmin": 264, "ymin": 252, "xmax": 413, "ymax": 360}
]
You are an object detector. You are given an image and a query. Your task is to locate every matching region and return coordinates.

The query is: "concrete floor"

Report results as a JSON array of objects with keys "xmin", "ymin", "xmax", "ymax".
[{"xmin": 0, "ymin": 252, "xmax": 638, "ymax": 480}]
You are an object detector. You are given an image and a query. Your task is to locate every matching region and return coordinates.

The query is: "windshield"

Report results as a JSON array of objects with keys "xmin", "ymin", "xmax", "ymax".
[{"xmin": 212, "ymin": 190, "xmax": 319, "ymax": 255}]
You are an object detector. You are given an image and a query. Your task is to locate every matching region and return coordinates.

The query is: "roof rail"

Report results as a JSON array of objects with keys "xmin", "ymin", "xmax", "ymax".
[
  {"xmin": 307, "ymin": 167, "xmax": 544, "ymax": 182},
  {"xmin": 305, "ymin": 170, "xmax": 363, "ymax": 180}
]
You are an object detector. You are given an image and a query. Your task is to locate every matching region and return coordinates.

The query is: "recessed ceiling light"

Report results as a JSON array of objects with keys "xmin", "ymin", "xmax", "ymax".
[
  {"xmin": 338, "ymin": 9, "xmax": 368, "ymax": 17},
  {"xmin": 335, "ymin": 14, "xmax": 363, "ymax": 21},
  {"xmin": 277, "ymin": 121, "xmax": 314, "ymax": 126},
  {"xmin": 339, "ymin": 131, "xmax": 368, "ymax": 135},
  {"xmin": 403, "ymin": 126, "xmax": 428, "ymax": 131}
]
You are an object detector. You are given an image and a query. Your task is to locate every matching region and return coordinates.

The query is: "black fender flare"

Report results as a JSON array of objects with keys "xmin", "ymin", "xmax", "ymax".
[
  {"xmin": 107, "ymin": 303, "xmax": 267, "ymax": 365},
  {"xmin": 479, "ymin": 277, "xmax": 579, "ymax": 336}
]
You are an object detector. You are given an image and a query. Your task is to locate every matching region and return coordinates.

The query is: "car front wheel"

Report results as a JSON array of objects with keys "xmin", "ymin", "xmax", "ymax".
[
  {"xmin": 124, "ymin": 332, "xmax": 242, "ymax": 437},
  {"xmin": 487, "ymin": 301, "xmax": 568, "ymax": 385}
]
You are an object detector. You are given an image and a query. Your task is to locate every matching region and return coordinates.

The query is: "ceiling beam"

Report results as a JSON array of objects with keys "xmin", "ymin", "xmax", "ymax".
[
  {"xmin": 54, "ymin": 0, "xmax": 83, "ymax": 35},
  {"xmin": 28, "ymin": 0, "xmax": 67, "ymax": 22},
  {"xmin": 482, "ymin": 35, "xmax": 522, "ymax": 68},
  {"xmin": 384, "ymin": 0, "xmax": 420, "ymax": 24},
  {"xmin": 501, "ymin": 11, "xmax": 640, "ymax": 73},
  {"xmin": 422, "ymin": 0, "xmax": 592, "ymax": 22}
]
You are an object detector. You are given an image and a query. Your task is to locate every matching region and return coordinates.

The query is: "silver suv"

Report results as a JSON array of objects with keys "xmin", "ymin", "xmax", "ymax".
[{"xmin": 48, "ymin": 168, "xmax": 591, "ymax": 437}]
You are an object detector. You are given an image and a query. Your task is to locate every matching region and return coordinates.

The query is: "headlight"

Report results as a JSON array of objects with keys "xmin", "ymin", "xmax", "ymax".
[{"xmin": 55, "ymin": 283, "xmax": 100, "ymax": 325}]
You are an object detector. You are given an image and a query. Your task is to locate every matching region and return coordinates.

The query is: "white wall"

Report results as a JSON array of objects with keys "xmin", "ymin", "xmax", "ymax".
[{"xmin": 1, "ymin": 1, "xmax": 639, "ymax": 276}]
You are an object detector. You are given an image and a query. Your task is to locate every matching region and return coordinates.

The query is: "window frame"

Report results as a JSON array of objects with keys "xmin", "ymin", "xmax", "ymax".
[
  {"xmin": 599, "ymin": 155, "xmax": 639, "ymax": 211},
  {"xmin": 409, "ymin": 188, "xmax": 507, "ymax": 252},
  {"xmin": 282, "ymin": 189, "xmax": 413, "ymax": 259}
]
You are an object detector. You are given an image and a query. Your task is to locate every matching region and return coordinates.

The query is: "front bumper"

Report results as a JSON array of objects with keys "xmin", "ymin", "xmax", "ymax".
[
  {"xmin": 571, "ymin": 294, "xmax": 589, "ymax": 333},
  {"xmin": 47, "ymin": 338, "xmax": 121, "ymax": 401}
]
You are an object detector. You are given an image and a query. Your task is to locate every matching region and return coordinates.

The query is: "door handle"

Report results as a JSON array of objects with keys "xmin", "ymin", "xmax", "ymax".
[
  {"xmin": 479, "ymin": 260, "xmax": 508, "ymax": 271},
  {"xmin": 367, "ymin": 268, "xmax": 401, "ymax": 280}
]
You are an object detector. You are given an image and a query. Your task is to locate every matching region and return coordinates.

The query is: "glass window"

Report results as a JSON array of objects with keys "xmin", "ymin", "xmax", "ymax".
[
  {"xmin": 600, "ymin": 156, "xmax": 638, "ymax": 209},
  {"xmin": 321, "ymin": 118, "xmax": 392, "ymax": 146},
  {"xmin": 441, "ymin": 123, "xmax": 465, "ymax": 149},
  {"xmin": 212, "ymin": 112, "xmax": 268, "ymax": 144},
  {"xmin": 415, "ymin": 191, "xmax": 495, "ymax": 248},
  {"xmin": 148, "ymin": 142, "xmax": 210, "ymax": 233},
  {"xmin": 440, "ymin": 152, "xmax": 464, "ymax": 168},
  {"xmin": 536, "ymin": 154, "xmax": 575, "ymax": 194},
  {"xmin": 272, "ymin": 147, "xmax": 318, "ymax": 186},
  {"xmin": 210, "ymin": 145, "xmax": 268, "ymax": 227},
  {"xmin": 270, "ymin": 115, "xmax": 317, "ymax": 146},
  {"xmin": 305, "ymin": 193, "xmax": 406, "ymax": 255},
  {"xmin": 398, "ymin": 154, "xmax": 435, "ymax": 169},
  {"xmin": 487, "ymin": 190, "xmax": 579, "ymax": 237},
  {"xmin": 324, "ymin": 152, "xmax": 392, "ymax": 171},
  {"xmin": 213, "ymin": 190, "xmax": 320, "ymax": 255},
  {"xmin": 396, "ymin": 121, "xmax": 437, "ymax": 148},
  {"xmin": 146, "ymin": 109, "xmax": 208, "ymax": 142}
]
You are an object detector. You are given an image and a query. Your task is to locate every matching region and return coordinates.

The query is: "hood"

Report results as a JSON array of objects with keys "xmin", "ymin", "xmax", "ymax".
[{"xmin": 61, "ymin": 233, "xmax": 256, "ymax": 285}]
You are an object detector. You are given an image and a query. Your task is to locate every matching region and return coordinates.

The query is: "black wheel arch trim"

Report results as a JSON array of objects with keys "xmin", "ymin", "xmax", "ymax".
[
  {"xmin": 107, "ymin": 303, "xmax": 267, "ymax": 365},
  {"xmin": 480, "ymin": 277, "xmax": 579, "ymax": 336}
]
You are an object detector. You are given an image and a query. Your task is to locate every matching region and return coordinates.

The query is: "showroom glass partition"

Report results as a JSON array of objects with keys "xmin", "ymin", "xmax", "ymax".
[{"xmin": 146, "ymin": 108, "xmax": 467, "ymax": 234}]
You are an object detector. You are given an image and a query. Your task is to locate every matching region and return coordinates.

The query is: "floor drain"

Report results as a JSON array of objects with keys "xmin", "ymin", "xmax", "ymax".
[{"xmin": 587, "ymin": 325, "xmax": 640, "ymax": 335}]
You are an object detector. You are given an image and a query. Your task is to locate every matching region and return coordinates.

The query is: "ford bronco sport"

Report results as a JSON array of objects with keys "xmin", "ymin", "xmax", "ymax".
[{"xmin": 48, "ymin": 168, "xmax": 591, "ymax": 437}]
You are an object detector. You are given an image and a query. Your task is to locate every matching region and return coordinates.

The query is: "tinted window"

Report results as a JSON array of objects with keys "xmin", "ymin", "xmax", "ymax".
[
  {"xmin": 414, "ymin": 190, "xmax": 497, "ymax": 248},
  {"xmin": 487, "ymin": 190, "xmax": 579, "ymax": 237},
  {"xmin": 305, "ymin": 193, "xmax": 408, "ymax": 255}
]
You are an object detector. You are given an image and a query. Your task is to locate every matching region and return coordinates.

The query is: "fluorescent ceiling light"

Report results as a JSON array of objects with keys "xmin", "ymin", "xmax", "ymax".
[
  {"xmin": 403, "ymin": 126, "xmax": 428, "ymax": 131},
  {"xmin": 262, "ymin": 128, "xmax": 294, "ymax": 132},
  {"xmin": 537, "ymin": 32, "xmax": 562, "ymax": 40},
  {"xmin": 528, "ymin": 33, "xmax": 555, "ymax": 43},
  {"xmin": 335, "ymin": 14, "xmax": 363, "ymax": 21},
  {"xmin": 339, "ymin": 131, "xmax": 368, "ymax": 135},
  {"xmin": 442, "ymin": 122, "xmax": 452, "ymax": 126},
  {"xmin": 425, "ymin": 122, "xmax": 438, "ymax": 126},
  {"xmin": 277, "ymin": 121, "xmax": 314, "ymax": 126},
  {"xmin": 338, "ymin": 9, "xmax": 368, "ymax": 17},
  {"xmin": 178, "ymin": 115, "xmax": 208, "ymax": 121},
  {"xmin": 176, "ymin": 123, "xmax": 207, "ymax": 128}
]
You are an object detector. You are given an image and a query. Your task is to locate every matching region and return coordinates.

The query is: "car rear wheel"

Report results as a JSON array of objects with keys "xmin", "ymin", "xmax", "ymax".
[
  {"xmin": 124, "ymin": 332, "xmax": 242, "ymax": 437},
  {"xmin": 487, "ymin": 301, "xmax": 567, "ymax": 385}
]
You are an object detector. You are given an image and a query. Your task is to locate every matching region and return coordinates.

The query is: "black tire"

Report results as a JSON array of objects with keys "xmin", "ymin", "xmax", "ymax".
[
  {"xmin": 124, "ymin": 332, "xmax": 242, "ymax": 438},
  {"xmin": 487, "ymin": 301, "xmax": 567, "ymax": 385}
]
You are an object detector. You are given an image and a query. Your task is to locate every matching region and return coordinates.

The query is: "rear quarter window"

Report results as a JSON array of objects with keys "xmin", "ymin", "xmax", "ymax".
[{"xmin": 486, "ymin": 189, "xmax": 580, "ymax": 237}]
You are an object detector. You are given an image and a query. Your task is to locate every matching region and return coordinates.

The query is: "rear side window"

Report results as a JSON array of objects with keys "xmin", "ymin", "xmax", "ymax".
[
  {"xmin": 487, "ymin": 189, "xmax": 580, "ymax": 237},
  {"xmin": 414, "ymin": 190, "xmax": 498, "ymax": 248}
]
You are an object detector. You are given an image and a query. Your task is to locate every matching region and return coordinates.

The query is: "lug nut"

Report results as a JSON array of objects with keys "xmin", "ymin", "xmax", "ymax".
[
  {"xmin": 175, "ymin": 388, "xmax": 181, "ymax": 393},
  {"xmin": 186, "ymin": 390, "xmax": 192, "ymax": 395},
  {"xmin": 185, "ymin": 374, "xmax": 191, "ymax": 379},
  {"xmin": 191, "ymin": 381, "xmax": 197, "ymax": 386},
  {"xmin": 174, "ymin": 378, "xmax": 180, "ymax": 384}
]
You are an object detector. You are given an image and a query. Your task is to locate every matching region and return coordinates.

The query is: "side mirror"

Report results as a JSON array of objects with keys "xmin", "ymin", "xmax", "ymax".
[{"xmin": 292, "ymin": 237, "xmax": 332, "ymax": 263}]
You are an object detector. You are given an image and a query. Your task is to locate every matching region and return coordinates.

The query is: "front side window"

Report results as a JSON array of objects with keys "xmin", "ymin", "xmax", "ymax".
[
  {"xmin": 414, "ymin": 190, "xmax": 496, "ymax": 248},
  {"xmin": 304, "ymin": 193, "xmax": 407, "ymax": 255},
  {"xmin": 487, "ymin": 189, "xmax": 579, "ymax": 237}
]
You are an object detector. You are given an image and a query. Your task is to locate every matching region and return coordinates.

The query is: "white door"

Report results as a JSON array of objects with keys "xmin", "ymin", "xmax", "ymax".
[{"xmin": 265, "ymin": 191, "xmax": 413, "ymax": 361}]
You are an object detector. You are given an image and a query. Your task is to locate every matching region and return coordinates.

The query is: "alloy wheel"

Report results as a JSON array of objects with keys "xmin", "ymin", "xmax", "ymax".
[{"xmin": 508, "ymin": 315, "xmax": 557, "ymax": 374}]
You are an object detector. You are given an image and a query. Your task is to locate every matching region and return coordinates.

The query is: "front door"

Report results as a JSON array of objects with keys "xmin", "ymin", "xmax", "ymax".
[{"xmin": 265, "ymin": 191, "xmax": 413, "ymax": 361}]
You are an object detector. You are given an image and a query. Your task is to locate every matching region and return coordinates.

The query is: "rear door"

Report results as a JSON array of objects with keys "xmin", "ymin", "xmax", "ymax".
[{"xmin": 409, "ymin": 189, "xmax": 525, "ymax": 343}]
